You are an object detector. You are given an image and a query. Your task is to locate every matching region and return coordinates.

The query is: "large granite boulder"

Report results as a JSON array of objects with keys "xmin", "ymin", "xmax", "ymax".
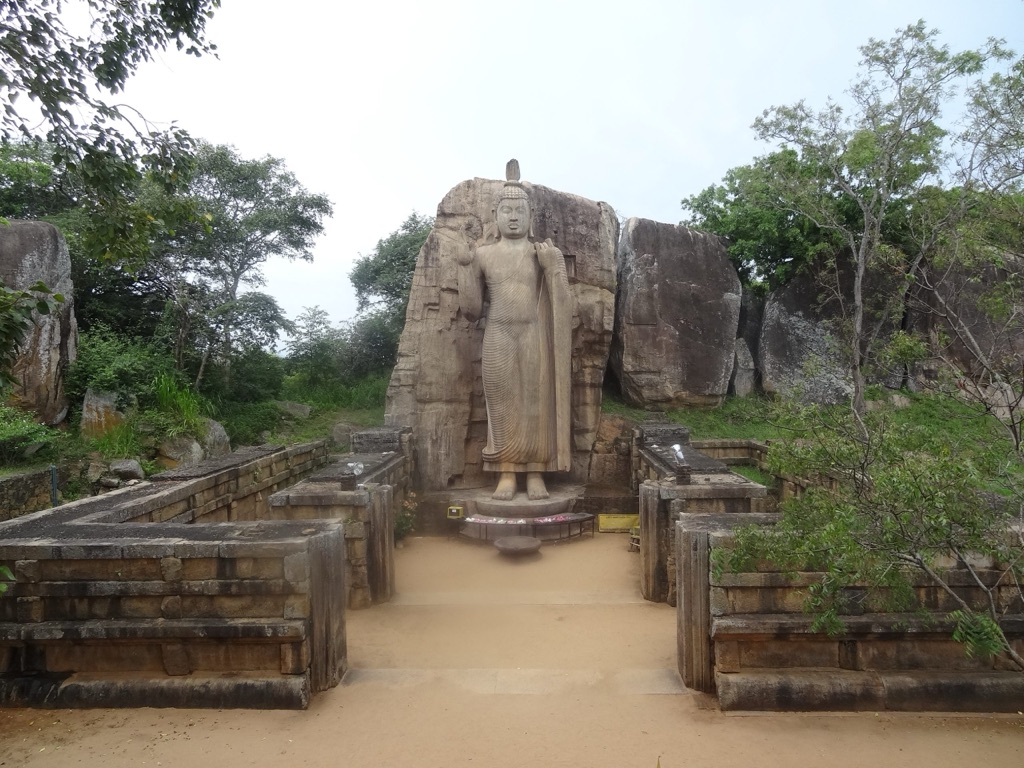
[
  {"xmin": 0, "ymin": 221, "xmax": 77, "ymax": 424},
  {"xmin": 759, "ymin": 267, "xmax": 852, "ymax": 403},
  {"xmin": 385, "ymin": 177, "xmax": 618, "ymax": 491},
  {"xmin": 611, "ymin": 219, "xmax": 742, "ymax": 408}
]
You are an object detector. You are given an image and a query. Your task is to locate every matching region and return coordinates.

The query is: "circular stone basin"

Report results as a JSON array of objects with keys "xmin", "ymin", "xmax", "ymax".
[{"xmin": 493, "ymin": 536, "xmax": 542, "ymax": 557}]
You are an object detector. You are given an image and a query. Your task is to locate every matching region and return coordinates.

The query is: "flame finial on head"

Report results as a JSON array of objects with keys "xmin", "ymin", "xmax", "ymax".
[{"xmin": 500, "ymin": 159, "xmax": 528, "ymax": 201}]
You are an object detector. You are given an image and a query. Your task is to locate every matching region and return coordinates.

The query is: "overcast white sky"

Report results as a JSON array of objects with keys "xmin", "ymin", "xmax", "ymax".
[{"xmin": 111, "ymin": 0, "xmax": 1024, "ymax": 328}]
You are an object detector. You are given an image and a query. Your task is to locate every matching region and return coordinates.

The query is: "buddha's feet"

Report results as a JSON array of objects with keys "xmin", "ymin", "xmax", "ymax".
[
  {"xmin": 492, "ymin": 472, "xmax": 517, "ymax": 500},
  {"xmin": 526, "ymin": 472, "xmax": 549, "ymax": 500}
]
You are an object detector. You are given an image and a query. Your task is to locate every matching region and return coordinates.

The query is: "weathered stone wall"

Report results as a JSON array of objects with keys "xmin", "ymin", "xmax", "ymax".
[
  {"xmin": 269, "ymin": 433, "xmax": 410, "ymax": 610},
  {"xmin": 0, "ymin": 463, "xmax": 88, "ymax": 521},
  {"xmin": 0, "ymin": 443, "xmax": 344, "ymax": 710},
  {"xmin": 0, "ymin": 221, "xmax": 77, "ymax": 424},
  {"xmin": 676, "ymin": 513, "xmax": 1024, "ymax": 712},
  {"xmin": 385, "ymin": 177, "xmax": 618, "ymax": 491},
  {"xmin": 633, "ymin": 426, "xmax": 767, "ymax": 606}
]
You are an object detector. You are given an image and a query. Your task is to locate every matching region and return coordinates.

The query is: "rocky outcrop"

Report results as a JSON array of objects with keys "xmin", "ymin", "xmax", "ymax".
[
  {"xmin": 759, "ymin": 268, "xmax": 852, "ymax": 403},
  {"xmin": 611, "ymin": 219, "xmax": 741, "ymax": 408},
  {"xmin": 200, "ymin": 418, "xmax": 231, "ymax": 459},
  {"xmin": 79, "ymin": 389, "xmax": 127, "ymax": 439},
  {"xmin": 0, "ymin": 221, "xmax": 77, "ymax": 424},
  {"xmin": 385, "ymin": 177, "xmax": 618, "ymax": 490},
  {"xmin": 157, "ymin": 435, "xmax": 204, "ymax": 470}
]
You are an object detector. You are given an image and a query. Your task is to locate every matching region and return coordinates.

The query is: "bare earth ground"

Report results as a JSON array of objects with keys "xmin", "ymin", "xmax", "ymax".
[{"xmin": 0, "ymin": 533, "xmax": 1021, "ymax": 767}]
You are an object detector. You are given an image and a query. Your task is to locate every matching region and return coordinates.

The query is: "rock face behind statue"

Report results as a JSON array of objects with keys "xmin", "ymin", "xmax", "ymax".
[
  {"xmin": 385, "ymin": 178, "xmax": 618, "ymax": 491},
  {"xmin": 611, "ymin": 219, "xmax": 741, "ymax": 408},
  {"xmin": 0, "ymin": 221, "xmax": 77, "ymax": 424}
]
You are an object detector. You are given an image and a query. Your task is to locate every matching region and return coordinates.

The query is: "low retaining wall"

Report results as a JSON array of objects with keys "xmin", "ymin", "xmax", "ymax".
[
  {"xmin": 269, "ymin": 440, "xmax": 410, "ymax": 610},
  {"xmin": 633, "ymin": 425, "xmax": 767, "ymax": 606},
  {"xmin": 676, "ymin": 513, "xmax": 1024, "ymax": 711},
  {"xmin": 0, "ymin": 463, "xmax": 87, "ymax": 522},
  {"xmin": 0, "ymin": 443, "xmax": 346, "ymax": 710}
]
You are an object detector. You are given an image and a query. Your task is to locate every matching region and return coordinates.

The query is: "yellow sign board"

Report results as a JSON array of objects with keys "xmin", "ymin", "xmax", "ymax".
[{"xmin": 598, "ymin": 513, "xmax": 640, "ymax": 532}]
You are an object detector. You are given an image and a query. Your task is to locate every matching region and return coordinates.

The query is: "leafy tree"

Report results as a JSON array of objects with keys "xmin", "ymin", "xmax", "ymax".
[
  {"xmin": 720, "ymin": 400, "xmax": 1024, "ymax": 671},
  {"xmin": 0, "ymin": 139, "xmax": 75, "ymax": 219},
  {"xmin": 350, "ymin": 212, "xmax": 433, "ymax": 318},
  {"xmin": 1, "ymin": 0, "xmax": 220, "ymax": 260},
  {"xmin": 287, "ymin": 305, "xmax": 401, "ymax": 391},
  {"xmin": 346, "ymin": 212, "xmax": 431, "ymax": 377},
  {"xmin": 343, "ymin": 309, "xmax": 403, "ymax": 381},
  {"xmin": 712, "ymin": 23, "xmax": 1024, "ymax": 675},
  {"xmin": 288, "ymin": 305, "xmax": 346, "ymax": 388},
  {"xmin": 173, "ymin": 143, "xmax": 331, "ymax": 388},
  {"xmin": 750, "ymin": 21, "xmax": 1007, "ymax": 416},
  {"xmin": 682, "ymin": 151, "xmax": 841, "ymax": 290}
]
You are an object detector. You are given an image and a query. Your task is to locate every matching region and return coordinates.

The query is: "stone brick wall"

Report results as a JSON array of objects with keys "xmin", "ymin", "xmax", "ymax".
[
  {"xmin": 0, "ymin": 443, "xmax": 343, "ymax": 710},
  {"xmin": 267, "ymin": 429, "xmax": 411, "ymax": 610},
  {"xmin": 676, "ymin": 513, "xmax": 1024, "ymax": 712},
  {"xmin": 0, "ymin": 463, "xmax": 86, "ymax": 522}
]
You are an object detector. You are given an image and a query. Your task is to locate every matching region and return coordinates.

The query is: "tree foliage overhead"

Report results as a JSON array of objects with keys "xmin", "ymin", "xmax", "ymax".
[
  {"xmin": 1, "ymin": 1, "xmax": 221, "ymax": 259},
  {"xmin": 682, "ymin": 150, "xmax": 843, "ymax": 289},
  {"xmin": 349, "ymin": 212, "xmax": 433, "ymax": 316}
]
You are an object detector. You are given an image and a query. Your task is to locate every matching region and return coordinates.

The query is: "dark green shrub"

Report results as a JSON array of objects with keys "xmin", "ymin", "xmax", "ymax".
[
  {"xmin": 0, "ymin": 404, "xmax": 57, "ymax": 463},
  {"xmin": 66, "ymin": 325, "xmax": 173, "ymax": 408},
  {"xmin": 216, "ymin": 401, "xmax": 282, "ymax": 445}
]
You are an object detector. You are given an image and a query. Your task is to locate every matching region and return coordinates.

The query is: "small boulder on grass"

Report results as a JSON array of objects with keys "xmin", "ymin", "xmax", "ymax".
[
  {"xmin": 157, "ymin": 435, "xmax": 204, "ymax": 470},
  {"xmin": 109, "ymin": 458, "xmax": 144, "ymax": 481},
  {"xmin": 273, "ymin": 400, "xmax": 312, "ymax": 420}
]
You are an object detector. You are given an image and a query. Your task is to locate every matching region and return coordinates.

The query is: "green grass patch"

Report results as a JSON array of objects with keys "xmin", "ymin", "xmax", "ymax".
[
  {"xmin": 280, "ymin": 374, "xmax": 388, "ymax": 410},
  {"xmin": 732, "ymin": 464, "xmax": 775, "ymax": 485},
  {"xmin": 666, "ymin": 396, "xmax": 783, "ymax": 441}
]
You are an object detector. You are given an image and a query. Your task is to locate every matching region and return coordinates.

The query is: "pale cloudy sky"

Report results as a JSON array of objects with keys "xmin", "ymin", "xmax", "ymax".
[{"xmin": 112, "ymin": 0, "xmax": 1024, "ymax": 327}]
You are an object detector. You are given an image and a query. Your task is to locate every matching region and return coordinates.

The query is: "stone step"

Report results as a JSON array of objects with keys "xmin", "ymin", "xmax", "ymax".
[
  {"xmin": 389, "ymin": 589, "xmax": 645, "ymax": 606},
  {"xmin": 342, "ymin": 667, "xmax": 685, "ymax": 695},
  {"xmin": 716, "ymin": 669, "xmax": 1024, "ymax": 712}
]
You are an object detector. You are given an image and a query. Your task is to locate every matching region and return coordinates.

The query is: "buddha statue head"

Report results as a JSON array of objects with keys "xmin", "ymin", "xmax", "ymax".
[{"xmin": 494, "ymin": 158, "xmax": 531, "ymax": 240}]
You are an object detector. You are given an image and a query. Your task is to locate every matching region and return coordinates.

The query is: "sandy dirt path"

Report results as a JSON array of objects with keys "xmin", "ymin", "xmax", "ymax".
[{"xmin": 0, "ymin": 534, "xmax": 1021, "ymax": 767}]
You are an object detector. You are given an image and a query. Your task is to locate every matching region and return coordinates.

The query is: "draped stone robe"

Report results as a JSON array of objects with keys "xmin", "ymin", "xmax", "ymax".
[{"xmin": 460, "ymin": 238, "xmax": 572, "ymax": 474}]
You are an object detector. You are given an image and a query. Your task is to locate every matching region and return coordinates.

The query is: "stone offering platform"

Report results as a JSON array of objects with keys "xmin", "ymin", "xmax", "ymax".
[
  {"xmin": 493, "ymin": 536, "xmax": 543, "ymax": 557},
  {"xmin": 462, "ymin": 512, "xmax": 595, "ymax": 543}
]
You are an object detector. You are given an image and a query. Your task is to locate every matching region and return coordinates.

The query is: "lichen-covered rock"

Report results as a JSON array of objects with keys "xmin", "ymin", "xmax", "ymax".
[
  {"xmin": 611, "ymin": 219, "xmax": 742, "ymax": 408},
  {"xmin": 109, "ymin": 459, "xmax": 145, "ymax": 481},
  {"xmin": 0, "ymin": 221, "xmax": 77, "ymax": 424},
  {"xmin": 730, "ymin": 338, "xmax": 757, "ymax": 398},
  {"xmin": 385, "ymin": 177, "xmax": 618, "ymax": 491},
  {"xmin": 157, "ymin": 435, "xmax": 204, "ymax": 470},
  {"xmin": 200, "ymin": 418, "xmax": 231, "ymax": 458},
  {"xmin": 759, "ymin": 269, "xmax": 852, "ymax": 404},
  {"xmin": 80, "ymin": 389, "xmax": 127, "ymax": 439}
]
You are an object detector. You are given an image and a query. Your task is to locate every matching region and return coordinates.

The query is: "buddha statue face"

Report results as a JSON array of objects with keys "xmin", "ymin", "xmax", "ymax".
[{"xmin": 495, "ymin": 196, "xmax": 530, "ymax": 240}]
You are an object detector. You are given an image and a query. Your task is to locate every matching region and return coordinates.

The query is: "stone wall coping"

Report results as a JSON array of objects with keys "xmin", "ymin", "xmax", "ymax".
[
  {"xmin": 659, "ymin": 481, "xmax": 767, "ymax": 500},
  {"xmin": 691, "ymin": 438, "xmax": 770, "ymax": 450},
  {"xmin": 712, "ymin": 612, "xmax": 1024, "ymax": 639},
  {"xmin": 0, "ymin": 618, "xmax": 309, "ymax": 642},
  {"xmin": 269, "ymin": 486, "xmax": 371, "ymax": 507},
  {"xmin": 15, "ymin": 579, "xmax": 304, "ymax": 597},
  {"xmin": 713, "ymin": 569, "xmax": 1019, "ymax": 589}
]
